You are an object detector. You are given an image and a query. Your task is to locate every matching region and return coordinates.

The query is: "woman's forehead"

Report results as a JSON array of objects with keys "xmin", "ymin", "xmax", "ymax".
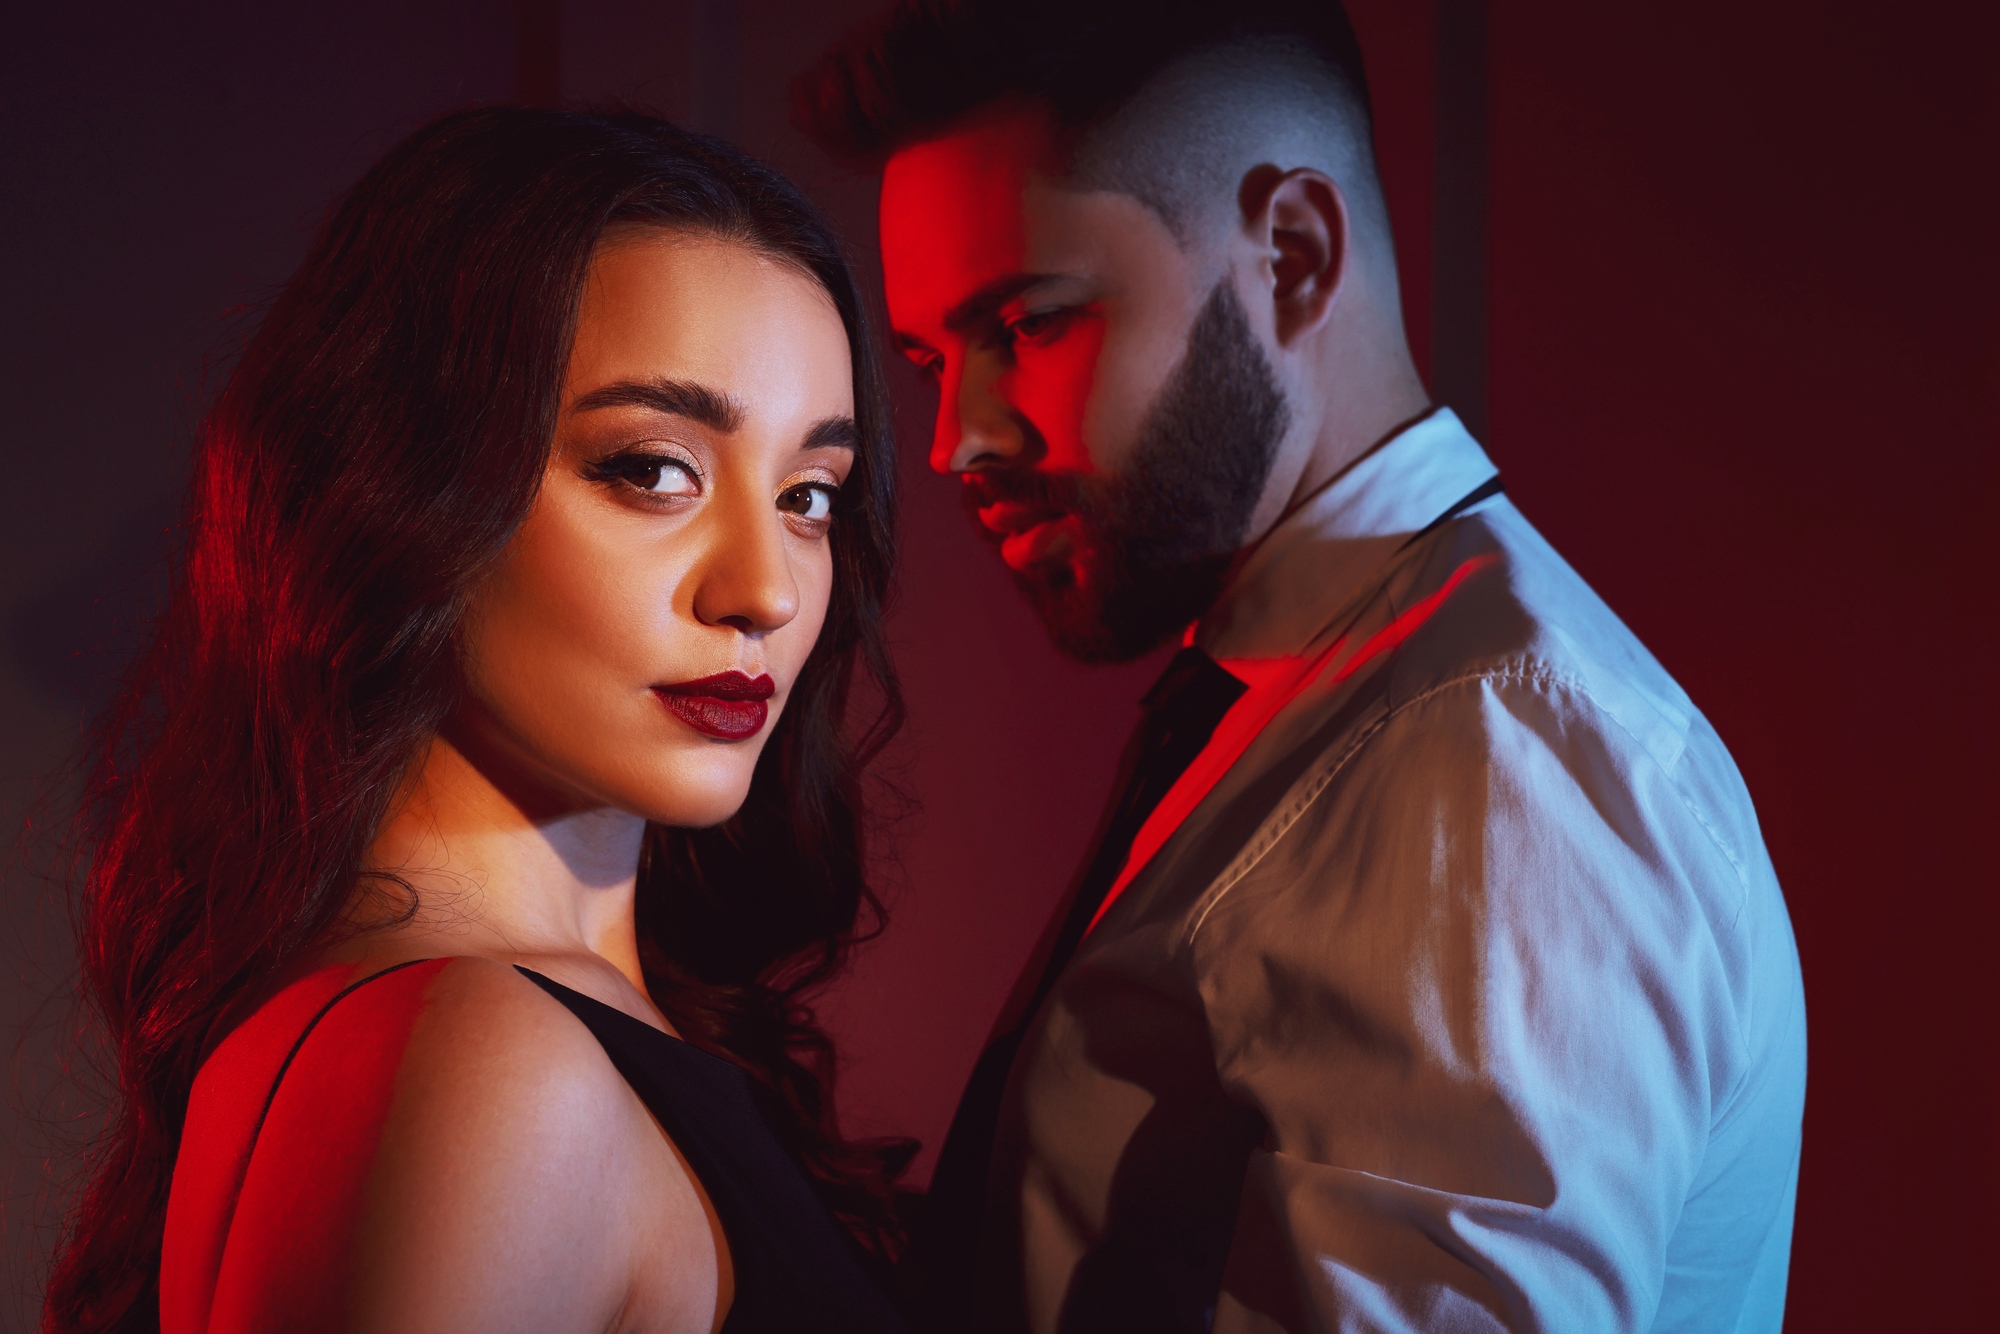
[{"xmin": 567, "ymin": 233, "xmax": 853, "ymax": 424}]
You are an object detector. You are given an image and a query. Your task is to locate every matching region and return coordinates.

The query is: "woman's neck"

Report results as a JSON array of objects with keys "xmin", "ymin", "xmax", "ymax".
[{"xmin": 351, "ymin": 732, "xmax": 650, "ymax": 992}]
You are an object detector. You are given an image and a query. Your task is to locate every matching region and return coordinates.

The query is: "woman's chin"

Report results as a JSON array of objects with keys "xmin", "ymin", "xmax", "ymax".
[{"xmin": 620, "ymin": 771, "xmax": 758, "ymax": 830}]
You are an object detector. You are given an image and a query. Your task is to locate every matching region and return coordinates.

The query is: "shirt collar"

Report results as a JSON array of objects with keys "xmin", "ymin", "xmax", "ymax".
[{"xmin": 1196, "ymin": 407, "xmax": 1498, "ymax": 661}]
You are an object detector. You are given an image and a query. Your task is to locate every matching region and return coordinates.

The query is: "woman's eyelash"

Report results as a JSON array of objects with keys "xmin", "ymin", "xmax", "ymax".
[
  {"xmin": 778, "ymin": 480, "xmax": 841, "ymax": 523},
  {"xmin": 585, "ymin": 449, "xmax": 702, "ymax": 493},
  {"xmin": 585, "ymin": 452, "xmax": 842, "ymax": 520}
]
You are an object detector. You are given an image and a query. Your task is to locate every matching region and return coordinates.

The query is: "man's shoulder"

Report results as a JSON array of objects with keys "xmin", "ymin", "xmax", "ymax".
[
  {"xmin": 1246, "ymin": 499, "xmax": 1779, "ymax": 924},
  {"xmin": 1191, "ymin": 503, "xmax": 1804, "ymax": 1126},
  {"xmin": 1382, "ymin": 500, "xmax": 1703, "ymax": 782}
]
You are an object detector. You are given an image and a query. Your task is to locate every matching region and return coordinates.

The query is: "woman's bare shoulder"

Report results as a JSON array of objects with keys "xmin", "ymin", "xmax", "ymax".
[{"xmin": 207, "ymin": 956, "xmax": 720, "ymax": 1333}]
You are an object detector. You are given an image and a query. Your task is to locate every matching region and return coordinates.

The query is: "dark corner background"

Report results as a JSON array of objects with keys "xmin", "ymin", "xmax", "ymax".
[{"xmin": 1, "ymin": 2, "xmax": 1992, "ymax": 1328}]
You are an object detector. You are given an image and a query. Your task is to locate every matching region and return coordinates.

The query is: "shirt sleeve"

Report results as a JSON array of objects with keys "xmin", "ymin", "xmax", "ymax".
[{"xmin": 1193, "ymin": 671, "xmax": 1761, "ymax": 1333}]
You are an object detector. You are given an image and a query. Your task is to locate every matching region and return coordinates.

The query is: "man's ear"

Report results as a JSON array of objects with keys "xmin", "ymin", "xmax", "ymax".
[{"xmin": 1239, "ymin": 166, "xmax": 1348, "ymax": 347}]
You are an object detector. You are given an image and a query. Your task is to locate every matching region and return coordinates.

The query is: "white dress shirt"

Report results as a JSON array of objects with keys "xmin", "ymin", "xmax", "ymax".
[{"xmin": 978, "ymin": 409, "xmax": 1806, "ymax": 1333}]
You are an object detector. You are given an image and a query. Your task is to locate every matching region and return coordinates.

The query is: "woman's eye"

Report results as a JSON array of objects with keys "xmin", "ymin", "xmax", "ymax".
[
  {"xmin": 596, "ymin": 452, "xmax": 699, "ymax": 497},
  {"xmin": 778, "ymin": 483, "xmax": 837, "ymax": 523}
]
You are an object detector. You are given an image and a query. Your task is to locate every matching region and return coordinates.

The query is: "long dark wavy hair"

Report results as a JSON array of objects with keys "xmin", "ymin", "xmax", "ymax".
[{"xmin": 44, "ymin": 106, "xmax": 912, "ymax": 1333}]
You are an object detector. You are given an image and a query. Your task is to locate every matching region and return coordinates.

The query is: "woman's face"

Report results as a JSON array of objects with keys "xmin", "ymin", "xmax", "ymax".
[{"xmin": 454, "ymin": 232, "xmax": 857, "ymax": 828}]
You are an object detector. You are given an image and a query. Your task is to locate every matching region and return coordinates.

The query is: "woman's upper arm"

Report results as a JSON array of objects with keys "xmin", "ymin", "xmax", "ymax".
[{"xmin": 206, "ymin": 957, "xmax": 707, "ymax": 1334}]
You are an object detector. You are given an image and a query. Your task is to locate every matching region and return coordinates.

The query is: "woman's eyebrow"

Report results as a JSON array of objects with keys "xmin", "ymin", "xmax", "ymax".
[
  {"xmin": 571, "ymin": 377, "xmax": 744, "ymax": 431},
  {"xmin": 802, "ymin": 416, "xmax": 859, "ymax": 452}
]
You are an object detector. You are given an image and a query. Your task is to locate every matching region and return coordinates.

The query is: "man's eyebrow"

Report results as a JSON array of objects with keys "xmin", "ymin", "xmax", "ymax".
[
  {"xmin": 570, "ymin": 377, "xmax": 744, "ymax": 432},
  {"xmin": 941, "ymin": 272, "xmax": 1066, "ymax": 334},
  {"xmin": 801, "ymin": 416, "xmax": 860, "ymax": 452}
]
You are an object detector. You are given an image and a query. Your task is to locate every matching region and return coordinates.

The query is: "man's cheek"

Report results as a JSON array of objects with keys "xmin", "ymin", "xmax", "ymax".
[{"xmin": 1000, "ymin": 319, "xmax": 1108, "ymax": 473}]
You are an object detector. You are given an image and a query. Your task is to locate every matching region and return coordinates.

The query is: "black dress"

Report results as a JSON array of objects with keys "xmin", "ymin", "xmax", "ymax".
[{"xmin": 515, "ymin": 967, "xmax": 907, "ymax": 1334}]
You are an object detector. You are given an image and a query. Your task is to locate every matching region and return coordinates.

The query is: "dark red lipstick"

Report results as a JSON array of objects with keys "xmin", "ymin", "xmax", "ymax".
[{"xmin": 652, "ymin": 671, "xmax": 775, "ymax": 740}]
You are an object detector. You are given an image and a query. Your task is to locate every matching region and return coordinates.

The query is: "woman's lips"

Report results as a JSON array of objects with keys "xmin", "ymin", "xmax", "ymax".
[{"xmin": 652, "ymin": 671, "xmax": 775, "ymax": 741}]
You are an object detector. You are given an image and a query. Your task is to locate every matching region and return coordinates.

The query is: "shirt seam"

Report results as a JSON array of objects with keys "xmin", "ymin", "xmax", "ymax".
[
  {"xmin": 1183, "ymin": 663, "xmax": 1547, "ymax": 943},
  {"xmin": 1183, "ymin": 662, "xmax": 1758, "ymax": 1041}
]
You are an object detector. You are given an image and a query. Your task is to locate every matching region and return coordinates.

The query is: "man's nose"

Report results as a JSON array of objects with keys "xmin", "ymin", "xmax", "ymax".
[
  {"xmin": 690, "ymin": 494, "xmax": 800, "ymax": 636},
  {"xmin": 931, "ymin": 354, "xmax": 1022, "ymax": 475}
]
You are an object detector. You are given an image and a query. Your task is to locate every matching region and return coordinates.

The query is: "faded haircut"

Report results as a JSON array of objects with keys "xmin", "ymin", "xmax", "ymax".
[{"xmin": 795, "ymin": 0, "xmax": 1389, "ymax": 249}]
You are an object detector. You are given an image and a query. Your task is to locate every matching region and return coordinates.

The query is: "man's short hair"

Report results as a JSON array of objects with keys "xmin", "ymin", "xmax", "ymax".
[{"xmin": 796, "ymin": 0, "xmax": 1383, "ymax": 245}]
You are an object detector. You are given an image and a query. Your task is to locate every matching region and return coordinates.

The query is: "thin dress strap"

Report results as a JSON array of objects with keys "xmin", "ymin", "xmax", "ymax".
[{"xmin": 247, "ymin": 958, "xmax": 433, "ymax": 1156}]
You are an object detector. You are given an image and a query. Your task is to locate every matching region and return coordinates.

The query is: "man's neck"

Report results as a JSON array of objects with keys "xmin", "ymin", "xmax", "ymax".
[
  {"xmin": 1292, "ymin": 396, "xmax": 1437, "ymax": 524},
  {"xmin": 1248, "ymin": 269, "xmax": 1436, "ymax": 548}
]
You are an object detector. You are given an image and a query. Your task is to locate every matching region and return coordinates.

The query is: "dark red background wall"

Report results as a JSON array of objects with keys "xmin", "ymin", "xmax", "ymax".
[
  {"xmin": 1477, "ymin": 8, "xmax": 1998, "ymax": 1326},
  {"xmin": 0, "ymin": 3, "xmax": 1990, "ymax": 1329}
]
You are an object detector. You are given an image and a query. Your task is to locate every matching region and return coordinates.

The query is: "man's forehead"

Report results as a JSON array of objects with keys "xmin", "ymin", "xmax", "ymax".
[{"xmin": 878, "ymin": 107, "xmax": 1077, "ymax": 323}]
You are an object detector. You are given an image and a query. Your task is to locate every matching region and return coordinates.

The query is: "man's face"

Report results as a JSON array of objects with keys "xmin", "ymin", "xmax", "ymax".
[{"xmin": 880, "ymin": 106, "xmax": 1287, "ymax": 662}]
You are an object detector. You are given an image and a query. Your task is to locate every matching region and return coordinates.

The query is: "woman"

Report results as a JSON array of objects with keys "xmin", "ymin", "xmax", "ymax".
[{"xmin": 45, "ymin": 107, "xmax": 912, "ymax": 1333}]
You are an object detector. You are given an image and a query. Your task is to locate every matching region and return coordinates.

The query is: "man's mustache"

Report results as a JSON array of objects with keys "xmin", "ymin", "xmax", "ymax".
[{"xmin": 961, "ymin": 467, "xmax": 1104, "ymax": 528}]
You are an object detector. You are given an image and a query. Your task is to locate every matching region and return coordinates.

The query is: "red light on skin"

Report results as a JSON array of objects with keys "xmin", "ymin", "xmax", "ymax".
[
  {"xmin": 991, "ymin": 306, "xmax": 1109, "ymax": 479},
  {"xmin": 878, "ymin": 103, "xmax": 1204, "ymax": 499},
  {"xmin": 162, "ymin": 959, "xmax": 450, "ymax": 1333},
  {"xmin": 986, "ymin": 508, "xmax": 1087, "ymax": 575}
]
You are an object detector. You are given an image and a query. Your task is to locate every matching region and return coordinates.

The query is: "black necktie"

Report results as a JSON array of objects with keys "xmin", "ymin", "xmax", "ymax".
[{"xmin": 909, "ymin": 647, "xmax": 1247, "ymax": 1325}]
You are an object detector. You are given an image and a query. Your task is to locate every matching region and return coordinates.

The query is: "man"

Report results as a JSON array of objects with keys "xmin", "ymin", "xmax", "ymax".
[{"xmin": 800, "ymin": 3, "xmax": 1807, "ymax": 1330}]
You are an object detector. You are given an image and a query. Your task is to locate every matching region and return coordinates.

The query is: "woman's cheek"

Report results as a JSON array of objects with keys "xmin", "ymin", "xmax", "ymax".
[{"xmin": 782, "ymin": 542, "xmax": 837, "ymax": 674}]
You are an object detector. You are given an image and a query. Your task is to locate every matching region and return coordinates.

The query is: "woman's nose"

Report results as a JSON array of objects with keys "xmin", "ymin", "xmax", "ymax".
[{"xmin": 690, "ymin": 494, "xmax": 799, "ymax": 635}]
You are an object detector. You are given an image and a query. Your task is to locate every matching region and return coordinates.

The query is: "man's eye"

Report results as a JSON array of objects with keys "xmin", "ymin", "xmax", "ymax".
[
  {"xmin": 778, "ymin": 483, "xmax": 836, "ymax": 522},
  {"xmin": 1005, "ymin": 309, "xmax": 1068, "ymax": 343}
]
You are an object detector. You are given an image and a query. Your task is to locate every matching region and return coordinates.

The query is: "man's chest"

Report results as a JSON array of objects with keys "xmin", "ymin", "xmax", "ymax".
[{"xmin": 995, "ymin": 947, "xmax": 1264, "ymax": 1331}]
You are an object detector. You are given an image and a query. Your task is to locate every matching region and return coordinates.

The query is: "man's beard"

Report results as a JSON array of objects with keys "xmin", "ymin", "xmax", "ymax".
[{"xmin": 965, "ymin": 280, "xmax": 1289, "ymax": 663}]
